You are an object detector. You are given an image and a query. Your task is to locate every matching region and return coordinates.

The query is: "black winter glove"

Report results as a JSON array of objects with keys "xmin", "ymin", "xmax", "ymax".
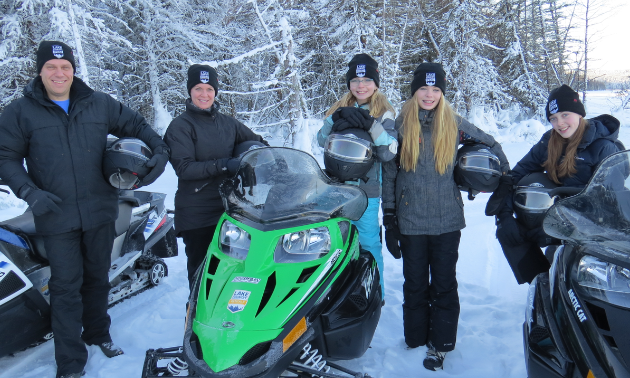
[
  {"xmin": 332, "ymin": 107, "xmax": 374, "ymax": 130},
  {"xmin": 485, "ymin": 173, "xmax": 515, "ymax": 216},
  {"xmin": 217, "ymin": 158, "xmax": 241, "ymax": 175},
  {"xmin": 496, "ymin": 212, "xmax": 525, "ymax": 247},
  {"xmin": 142, "ymin": 146, "xmax": 170, "ymax": 186},
  {"xmin": 526, "ymin": 226, "xmax": 559, "ymax": 248},
  {"xmin": 23, "ymin": 188, "xmax": 63, "ymax": 217},
  {"xmin": 383, "ymin": 209, "xmax": 402, "ymax": 259},
  {"xmin": 331, "ymin": 119, "xmax": 353, "ymax": 132}
]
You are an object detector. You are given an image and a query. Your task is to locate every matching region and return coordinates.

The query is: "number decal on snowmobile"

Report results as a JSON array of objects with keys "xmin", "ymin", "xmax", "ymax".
[
  {"xmin": 231, "ymin": 276, "xmax": 261, "ymax": 284},
  {"xmin": 227, "ymin": 290, "xmax": 251, "ymax": 313}
]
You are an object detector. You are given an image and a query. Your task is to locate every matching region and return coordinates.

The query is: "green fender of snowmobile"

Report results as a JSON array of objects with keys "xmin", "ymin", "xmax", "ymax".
[{"xmin": 192, "ymin": 213, "xmax": 359, "ymax": 373}]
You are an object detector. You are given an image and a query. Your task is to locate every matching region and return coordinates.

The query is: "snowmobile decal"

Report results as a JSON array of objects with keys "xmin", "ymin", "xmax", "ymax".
[
  {"xmin": 231, "ymin": 277, "xmax": 261, "ymax": 284},
  {"xmin": 567, "ymin": 289, "xmax": 587, "ymax": 322},
  {"xmin": 283, "ymin": 249, "xmax": 342, "ymax": 324},
  {"xmin": 227, "ymin": 290, "xmax": 251, "ymax": 313}
]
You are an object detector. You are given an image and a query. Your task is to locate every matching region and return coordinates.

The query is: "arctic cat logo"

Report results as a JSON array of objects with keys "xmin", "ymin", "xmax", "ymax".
[
  {"xmin": 232, "ymin": 277, "xmax": 261, "ymax": 284},
  {"xmin": 426, "ymin": 72, "xmax": 436, "ymax": 86},
  {"xmin": 356, "ymin": 64, "xmax": 366, "ymax": 77},
  {"xmin": 362, "ymin": 265, "xmax": 376, "ymax": 299},
  {"xmin": 568, "ymin": 289, "xmax": 587, "ymax": 322},
  {"xmin": 52, "ymin": 45, "xmax": 64, "ymax": 59},
  {"xmin": 227, "ymin": 290, "xmax": 251, "ymax": 313},
  {"xmin": 549, "ymin": 99, "xmax": 558, "ymax": 114},
  {"xmin": 200, "ymin": 71, "xmax": 210, "ymax": 83}
]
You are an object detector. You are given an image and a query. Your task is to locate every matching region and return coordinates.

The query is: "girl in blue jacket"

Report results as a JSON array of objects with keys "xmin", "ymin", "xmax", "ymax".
[{"xmin": 317, "ymin": 53, "xmax": 398, "ymax": 301}]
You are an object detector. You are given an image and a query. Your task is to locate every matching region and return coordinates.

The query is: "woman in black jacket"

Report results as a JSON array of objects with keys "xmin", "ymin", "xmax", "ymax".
[
  {"xmin": 381, "ymin": 63, "xmax": 509, "ymax": 371},
  {"xmin": 495, "ymin": 84, "xmax": 622, "ymax": 284},
  {"xmin": 164, "ymin": 64, "xmax": 267, "ymax": 289}
]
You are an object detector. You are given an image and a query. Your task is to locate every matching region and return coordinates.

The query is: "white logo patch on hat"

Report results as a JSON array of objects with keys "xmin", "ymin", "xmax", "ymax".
[
  {"xmin": 356, "ymin": 64, "xmax": 366, "ymax": 77},
  {"xmin": 52, "ymin": 45, "xmax": 64, "ymax": 59},
  {"xmin": 200, "ymin": 71, "xmax": 210, "ymax": 84},
  {"xmin": 426, "ymin": 73, "xmax": 436, "ymax": 86},
  {"xmin": 549, "ymin": 99, "xmax": 558, "ymax": 114}
]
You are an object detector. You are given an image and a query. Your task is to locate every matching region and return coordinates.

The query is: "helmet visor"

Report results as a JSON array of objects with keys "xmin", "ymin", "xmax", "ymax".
[
  {"xmin": 110, "ymin": 139, "xmax": 152, "ymax": 161},
  {"xmin": 108, "ymin": 171, "xmax": 140, "ymax": 190},
  {"xmin": 458, "ymin": 152, "xmax": 501, "ymax": 176},
  {"xmin": 324, "ymin": 134, "xmax": 373, "ymax": 163},
  {"xmin": 514, "ymin": 188, "xmax": 555, "ymax": 211}
]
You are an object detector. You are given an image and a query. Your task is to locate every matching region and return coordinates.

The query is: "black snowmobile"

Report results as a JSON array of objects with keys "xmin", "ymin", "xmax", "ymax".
[
  {"xmin": 142, "ymin": 147, "xmax": 381, "ymax": 378},
  {"xmin": 0, "ymin": 179, "xmax": 178, "ymax": 358},
  {"xmin": 524, "ymin": 149, "xmax": 630, "ymax": 378}
]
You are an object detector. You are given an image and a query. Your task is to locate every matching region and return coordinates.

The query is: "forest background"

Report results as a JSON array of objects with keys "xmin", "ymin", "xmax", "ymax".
[{"xmin": 1, "ymin": 0, "xmax": 629, "ymax": 148}]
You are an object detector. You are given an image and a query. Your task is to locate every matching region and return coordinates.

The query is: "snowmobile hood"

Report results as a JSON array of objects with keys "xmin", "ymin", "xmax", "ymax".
[
  {"xmin": 544, "ymin": 149, "xmax": 630, "ymax": 261},
  {"xmin": 191, "ymin": 214, "xmax": 359, "ymax": 373}
]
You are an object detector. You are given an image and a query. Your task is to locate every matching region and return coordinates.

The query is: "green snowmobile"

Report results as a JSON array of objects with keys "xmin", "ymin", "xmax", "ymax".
[{"xmin": 142, "ymin": 147, "xmax": 381, "ymax": 378}]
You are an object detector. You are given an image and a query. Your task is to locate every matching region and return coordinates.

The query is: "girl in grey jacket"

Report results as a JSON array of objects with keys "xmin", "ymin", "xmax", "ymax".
[{"xmin": 381, "ymin": 63, "xmax": 509, "ymax": 371}]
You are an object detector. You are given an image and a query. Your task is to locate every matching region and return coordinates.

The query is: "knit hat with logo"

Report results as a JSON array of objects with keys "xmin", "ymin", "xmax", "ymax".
[
  {"xmin": 37, "ymin": 41, "xmax": 76, "ymax": 74},
  {"xmin": 187, "ymin": 64, "xmax": 219, "ymax": 96},
  {"xmin": 346, "ymin": 54, "xmax": 380, "ymax": 89},
  {"xmin": 410, "ymin": 62, "xmax": 446, "ymax": 97},
  {"xmin": 546, "ymin": 84, "xmax": 585, "ymax": 120}
]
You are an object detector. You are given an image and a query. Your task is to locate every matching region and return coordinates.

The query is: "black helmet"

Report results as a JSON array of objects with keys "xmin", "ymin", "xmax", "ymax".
[
  {"xmin": 513, "ymin": 172, "xmax": 558, "ymax": 230},
  {"xmin": 233, "ymin": 140, "xmax": 267, "ymax": 158},
  {"xmin": 103, "ymin": 138, "xmax": 153, "ymax": 189},
  {"xmin": 454, "ymin": 144, "xmax": 501, "ymax": 198},
  {"xmin": 323, "ymin": 128, "xmax": 374, "ymax": 182}
]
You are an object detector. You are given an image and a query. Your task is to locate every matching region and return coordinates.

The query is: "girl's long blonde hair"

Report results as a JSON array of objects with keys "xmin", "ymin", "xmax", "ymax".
[
  {"xmin": 325, "ymin": 89, "xmax": 395, "ymax": 119},
  {"xmin": 399, "ymin": 93, "xmax": 459, "ymax": 174},
  {"xmin": 542, "ymin": 117, "xmax": 588, "ymax": 184}
]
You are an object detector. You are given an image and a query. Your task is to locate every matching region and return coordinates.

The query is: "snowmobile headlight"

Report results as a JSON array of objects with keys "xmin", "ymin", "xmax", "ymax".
[
  {"xmin": 274, "ymin": 227, "xmax": 330, "ymax": 263},
  {"xmin": 577, "ymin": 255, "xmax": 630, "ymax": 308},
  {"xmin": 219, "ymin": 221, "xmax": 251, "ymax": 260}
]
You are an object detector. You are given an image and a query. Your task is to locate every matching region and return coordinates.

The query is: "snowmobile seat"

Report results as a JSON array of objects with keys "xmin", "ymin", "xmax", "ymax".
[
  {"xmin": 0, "ymin": 210, "xmax": 37, "ymax": 236},
  {"xmin": 115, "ymin": 200, "xmax": 134, "ymax": 236}
]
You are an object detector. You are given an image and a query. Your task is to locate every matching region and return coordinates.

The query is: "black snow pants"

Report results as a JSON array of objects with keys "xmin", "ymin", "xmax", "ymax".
[
  {"xmin": 180, "ymin": 225, "xmax": 217, "ymax": 290},
  {"xmin": 400, "ymin": 231, "xmax": 461, "ymax": 352},
  {"xmin": 496, "ymin": 232, "xmax": 550, "ymax": 285},
  {"xmin": 43, "ymin": 222, "xmax": 115, "ymax": 377}
]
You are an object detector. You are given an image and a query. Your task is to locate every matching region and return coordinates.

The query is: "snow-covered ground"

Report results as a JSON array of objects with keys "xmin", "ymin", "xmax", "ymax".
[{"xmin": 0, "ymin": 91, "xmax": 628, "ymax": 378}]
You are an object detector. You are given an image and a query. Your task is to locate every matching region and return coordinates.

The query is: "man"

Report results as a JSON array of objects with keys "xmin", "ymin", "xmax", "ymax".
[{"xmin": 0, "ymin": 41, "xmax": 170, "ymax": 378}]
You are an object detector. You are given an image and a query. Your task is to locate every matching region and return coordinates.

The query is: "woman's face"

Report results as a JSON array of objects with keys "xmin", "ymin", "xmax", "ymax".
[
  {"xmin": 549, "ymin": 111, "xmax": 581, "ymax": 139},
  {"xmin": 349, "ymin": 77, "xmax": 376, "ymax": 104},
  {"xmin": 415, "ymin": 86, "xmax": 442, "ymax": 110},
  {"xmin": 191, "ymin": 83, "xmax": 215, "ymax": 110}
]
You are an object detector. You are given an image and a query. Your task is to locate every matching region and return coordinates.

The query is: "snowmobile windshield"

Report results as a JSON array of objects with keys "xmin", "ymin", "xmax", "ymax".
[
  {"xmin": 544, "ymin": 150, "xmax": 630, "ymax": 258},
  {"xmin": 219, "ymin": 147, "xmax": 368, "ymax": 226}
]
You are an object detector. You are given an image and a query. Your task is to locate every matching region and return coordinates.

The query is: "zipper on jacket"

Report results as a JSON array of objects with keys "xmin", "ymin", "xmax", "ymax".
[{"xmin": 195, "ymin": 183, "xmax": 209, "ymax": 193}]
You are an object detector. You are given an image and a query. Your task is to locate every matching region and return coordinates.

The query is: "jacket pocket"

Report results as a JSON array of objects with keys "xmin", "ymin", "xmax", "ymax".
[{"xmin": 453, "ymin": 183, "xmax": 464, "ymax": 209}]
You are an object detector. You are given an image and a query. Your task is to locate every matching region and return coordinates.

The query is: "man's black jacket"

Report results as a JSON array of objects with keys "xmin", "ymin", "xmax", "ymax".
[{"xmin": 0, "ymin": 76, "xmax": 168, "ymax": 235}]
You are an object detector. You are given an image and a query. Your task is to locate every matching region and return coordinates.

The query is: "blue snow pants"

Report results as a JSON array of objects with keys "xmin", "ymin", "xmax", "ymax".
[{"xmin": 352, "ymin": 197, "xmax": 385, "ymax": 300}]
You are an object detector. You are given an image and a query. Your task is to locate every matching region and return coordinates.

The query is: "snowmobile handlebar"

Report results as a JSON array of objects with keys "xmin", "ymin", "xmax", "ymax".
[{"xmin": 548, "ymin": 186, "xmax": 583, "ymax": 199}]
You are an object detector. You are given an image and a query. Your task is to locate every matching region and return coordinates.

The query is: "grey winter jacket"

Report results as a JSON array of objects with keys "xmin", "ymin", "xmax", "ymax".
[
  {"xmin": 0, "ymin": 76, "xmax": 168, "ymax": 235},
  {"xmin": 164, "ymin": 100, "xmax": 267, "ymax": 233},
  {"xmin": 317, "ymin": 103, "xmax": 398, "ymax": 197},
  {"xmin": 382, "ymin": 109, "xmax": 509, "ymax": 235}
]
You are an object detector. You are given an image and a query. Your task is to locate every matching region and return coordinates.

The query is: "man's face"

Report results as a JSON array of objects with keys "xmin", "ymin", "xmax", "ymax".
[{"xmin": 40, "ymin": 59, "xmax": 73, "ymax": 101}]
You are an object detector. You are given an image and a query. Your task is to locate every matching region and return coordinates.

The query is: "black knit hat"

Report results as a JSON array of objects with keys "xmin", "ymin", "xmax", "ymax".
[
  {"xmin": 346, "ymin": 54, "xmax": 380, "ymax": 88},
  {"xmin": 546, "ymin": 84, "xmax": 585, "ymax": 120},
  {"xmin": 410, "ymin": 63, "xmax": 446, "ymax": 97},
  {"xmin": 187, "ymin": 64, "xmax": 219, "ymax": 96},
  {"xmin": 36, "ymin": 41, "xmax": 76, "ymax": 74}
]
